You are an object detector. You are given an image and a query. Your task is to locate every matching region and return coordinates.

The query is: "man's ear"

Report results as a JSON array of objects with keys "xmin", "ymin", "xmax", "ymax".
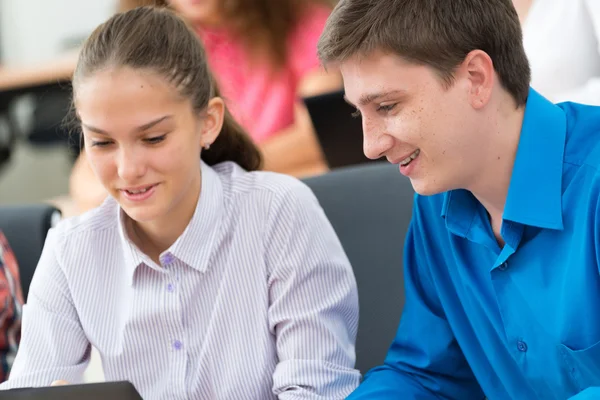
[{"xmin": 459, "ymin": 49, "xmax": 495, "ymax": 110}]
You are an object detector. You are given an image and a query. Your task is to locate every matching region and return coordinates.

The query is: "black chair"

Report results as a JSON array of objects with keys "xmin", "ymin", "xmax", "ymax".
[
  {"xmin": 303, "ymin": 162, "xmax": 414, "ymax": 375},
  {"xmin": 0, "ymin": 204, "xmax": 61, "ymax": 300}
]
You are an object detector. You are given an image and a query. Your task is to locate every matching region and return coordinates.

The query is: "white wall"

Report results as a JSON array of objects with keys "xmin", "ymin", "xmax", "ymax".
[{"xmin": 0, "ymin": 0, "xmax": 116, "ymax": 65}]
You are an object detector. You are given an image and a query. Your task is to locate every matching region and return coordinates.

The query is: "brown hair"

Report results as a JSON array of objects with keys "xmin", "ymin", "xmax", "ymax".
[
  {"xmin": 72, "ymin": 6, "xmax": 262, "ymax": 171},
  {"xmin": 117, "ymin": 0, "xmax": 167, "ymax": 12},
  {"xmin": 317, "ymin": 0, "xmax": 531, "ymax": 106},
  {"xmin": 218, "ymin": 0, "xmax": 336, "ymax": 68}
]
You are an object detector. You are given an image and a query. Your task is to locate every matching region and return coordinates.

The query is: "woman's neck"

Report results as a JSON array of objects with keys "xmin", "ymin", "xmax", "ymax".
[{"xmin": 127, "ymin": 176, "xmax": 202, "ymax": 264}]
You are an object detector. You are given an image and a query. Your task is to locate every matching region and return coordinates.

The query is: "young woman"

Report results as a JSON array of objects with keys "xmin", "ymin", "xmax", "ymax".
[
  {"xmin": 70, "ymin": 0, "xmax": 341, "ymax": 214},
  {"xmin": 0, "ymin": 7, "xmax": 360, "ymax": 399}
]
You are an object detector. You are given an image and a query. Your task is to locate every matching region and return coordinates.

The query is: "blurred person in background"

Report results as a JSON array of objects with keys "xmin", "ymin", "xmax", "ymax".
[
  {"xmin": 71, "ymin": 0, "xmax": 341, "ymax": 214},
  {"xmin": 0, "ymin": 7, "xmax": 360, "ymax": 398},
  {"xmin": 0, "ymin": 231, "xmax": 23, "ymax": 382},
  {"xmin": 514, "ymin": 0, "xmax": 600, "ymax": 104},
  {"xmin": 168, "ymin": 0, "xmax": 341, "ymax": 175}
]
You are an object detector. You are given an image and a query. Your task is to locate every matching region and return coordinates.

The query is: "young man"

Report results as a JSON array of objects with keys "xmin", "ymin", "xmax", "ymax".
[{"xmin": 318, "ymin": 0, "xmax": 600, "ymax": 399}]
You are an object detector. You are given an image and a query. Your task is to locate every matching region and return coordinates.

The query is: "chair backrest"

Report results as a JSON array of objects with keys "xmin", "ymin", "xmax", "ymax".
[
  {"xmin": 0, "ymin": 204, "xmax": 61, "ymax": 300},
  {"xmin": 303, "ymin": 162, "xmax": 414, "ymax": 375}
]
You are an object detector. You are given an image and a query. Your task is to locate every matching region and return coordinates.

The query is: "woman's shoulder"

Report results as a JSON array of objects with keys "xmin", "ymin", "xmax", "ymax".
[
  {"xmin": 52, "ymin": 196, "xmax": 119, "ymax": 242},
  {"xmin": 212, "ymin": 161, "xmax": 317, "ymax": 207}
]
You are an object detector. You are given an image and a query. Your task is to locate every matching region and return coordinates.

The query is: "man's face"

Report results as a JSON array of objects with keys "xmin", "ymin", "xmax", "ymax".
[{"xmin": 340, "ymin": 51, "xmax": 486, "ymax": 196}]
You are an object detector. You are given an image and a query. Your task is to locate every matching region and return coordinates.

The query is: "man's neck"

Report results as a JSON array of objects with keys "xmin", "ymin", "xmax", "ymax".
[{"xmin": 468, "ymin": 97, "xmax": 526, "ymax": 242}]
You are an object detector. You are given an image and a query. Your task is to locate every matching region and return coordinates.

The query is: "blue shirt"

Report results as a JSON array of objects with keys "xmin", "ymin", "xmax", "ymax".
[{"xmin": 349, "ymin": 89, "xmax": 600, "ymax": 400}]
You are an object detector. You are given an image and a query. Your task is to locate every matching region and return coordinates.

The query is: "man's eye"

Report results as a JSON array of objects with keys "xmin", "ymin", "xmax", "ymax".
[{"xmin": 377, "ymin": 104, "xmax": 397, "ymax": 113}]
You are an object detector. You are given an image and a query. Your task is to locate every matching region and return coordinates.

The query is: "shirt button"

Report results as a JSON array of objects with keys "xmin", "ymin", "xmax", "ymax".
[
  {"xmin": 517, "ymin": 340, "xmax": 528, "ymax": 352},
  {"xmin": 161, "ymin": 253, "xmax": 174, "ymax": 265},
  {"xmin": 499, "ymin": 262, "xmax": 509, "ymax": 271},
  {"xmin": 173, "ymin": 340, "xmax": 182, "ymax": 350},
  {"xmin": 167, "ymin": 283, "xmax": 174, "ymax": 292}
]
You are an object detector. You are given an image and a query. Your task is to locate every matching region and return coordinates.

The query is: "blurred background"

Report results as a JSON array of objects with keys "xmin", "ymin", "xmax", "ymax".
[
  {"xmin": 0, "ymin": 0, "xmax": 371, "ymax": 214},
  {"xmin": 0, "ymin": 0, "xmax": 116, "ymax": 205}
]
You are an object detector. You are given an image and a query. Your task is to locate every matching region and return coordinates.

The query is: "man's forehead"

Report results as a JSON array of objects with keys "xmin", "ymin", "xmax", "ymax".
[
  {"xmin": 340, "ymin": 49, "xmax": 409, "ymax": 70},
  {"xmin": 340, "ymin": 57, "xmax": 408, "ymax": 102}
]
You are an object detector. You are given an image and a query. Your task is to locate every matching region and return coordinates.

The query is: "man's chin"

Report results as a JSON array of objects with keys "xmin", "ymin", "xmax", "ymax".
[{"xmin": 410, "ymin": 179, "xmax": 447, "ymax": 197}]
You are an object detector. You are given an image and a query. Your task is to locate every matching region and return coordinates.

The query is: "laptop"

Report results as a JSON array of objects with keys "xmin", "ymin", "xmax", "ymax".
[
  {"xmin": 303, "ymin": 90, "xmax": 382, "ymax": 169},
  {"xmin": 0, "ymin": 381, "xmax": 143, "ymax": 400}
]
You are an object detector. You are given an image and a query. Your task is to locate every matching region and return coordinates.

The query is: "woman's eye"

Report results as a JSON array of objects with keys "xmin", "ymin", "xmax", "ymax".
[
  {"xmin": 91, "ymin": 141, "xmax": 112, "ymax": 147},
  {"xmin": 144, "ymin": 135, "xmax": 166, "ymax": 144}
]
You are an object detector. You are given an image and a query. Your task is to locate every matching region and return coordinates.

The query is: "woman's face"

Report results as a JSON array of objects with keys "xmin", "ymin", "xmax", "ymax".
[
  {"xmin": 76, "ymin": 66, "xmax": 223, "ymax": 227},
  {"xmin": 168, "ymin": 0, "xmax": 222, "ymax": 26}
]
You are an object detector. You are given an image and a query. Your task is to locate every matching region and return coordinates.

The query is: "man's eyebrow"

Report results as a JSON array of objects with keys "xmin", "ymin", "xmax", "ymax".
[
  {"xmin": 344, "ymin": 90, "xmax": 408, "ymax": 107},
  {"xmin": 82, "ymin": 115, "xmax": 173, "ymax": 136}
]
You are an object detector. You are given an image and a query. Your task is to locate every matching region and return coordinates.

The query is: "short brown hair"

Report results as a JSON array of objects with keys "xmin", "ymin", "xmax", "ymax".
[
  {"xmin": 318, "ymin": 0, "xmax": 531, "ymax": 105},
  {"xmin": 72, "ymin": 6, "xmax": 262, "ymax": 171}
]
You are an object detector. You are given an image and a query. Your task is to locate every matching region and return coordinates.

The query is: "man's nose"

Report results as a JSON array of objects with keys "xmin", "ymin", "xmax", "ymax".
[{"xmin": 362, "ymin": 119, "xmax": 393, "ymax": 160}]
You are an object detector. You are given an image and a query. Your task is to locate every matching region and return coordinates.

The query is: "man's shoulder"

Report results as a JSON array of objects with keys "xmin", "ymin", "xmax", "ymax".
[{"xmin": 561, "ymin": 102, "xmax": 600, "ymax": 171}]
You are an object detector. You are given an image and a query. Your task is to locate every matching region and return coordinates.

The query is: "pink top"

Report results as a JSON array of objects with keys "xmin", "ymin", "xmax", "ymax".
[{"xmin": 197, "ymin": 6, "xmax": 331, "ymax": 144}]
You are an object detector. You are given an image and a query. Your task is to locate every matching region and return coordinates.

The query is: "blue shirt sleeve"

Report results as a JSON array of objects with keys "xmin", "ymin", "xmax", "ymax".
[
  {"xmin": 348, "ymin": 195, "xmax": 485, "ymax": 399},
  {"xmin": 569, "ymin": 387, "xmax": 600, "ymax": 399}
]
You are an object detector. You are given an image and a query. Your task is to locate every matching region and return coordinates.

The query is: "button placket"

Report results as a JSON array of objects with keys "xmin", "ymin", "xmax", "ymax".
[
  {"xmin": 161, "ymin": 252, "xmax": 175, "ymax": 266},
  {"xmin": 173, "ymin": 340, "xmax": 183, "ymax": 350}
]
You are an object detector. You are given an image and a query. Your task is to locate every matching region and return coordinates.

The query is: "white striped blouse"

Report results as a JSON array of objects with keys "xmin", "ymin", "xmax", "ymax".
[{"xmin": 0, "ymin": 161, "xmax": 361, "ymax": 399}]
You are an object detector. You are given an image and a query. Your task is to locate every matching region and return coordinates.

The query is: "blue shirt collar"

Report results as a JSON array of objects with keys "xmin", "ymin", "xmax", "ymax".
[{"xmin": 442, "ymin": 88, "xmax": 566, "ymax": 233}]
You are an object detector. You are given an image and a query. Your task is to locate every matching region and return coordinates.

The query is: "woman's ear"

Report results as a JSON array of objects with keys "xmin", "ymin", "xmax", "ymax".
[{"xmin": 200, "ymin": 97, "xmax": 225, "ymax": 148}]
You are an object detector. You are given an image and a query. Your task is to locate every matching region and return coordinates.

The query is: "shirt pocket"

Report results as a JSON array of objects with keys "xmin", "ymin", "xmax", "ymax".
[{"xmin": 559, "ymin": 340, "xmax": 600, "ymax": 391}]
